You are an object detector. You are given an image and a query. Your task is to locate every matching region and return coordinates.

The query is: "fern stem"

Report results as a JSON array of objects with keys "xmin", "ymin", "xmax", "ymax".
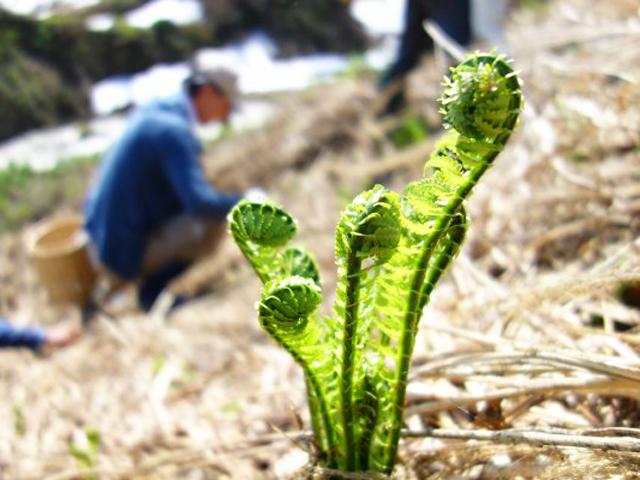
[
  {"xmin": 384, "ymin": 232, "xmax": 440, "ymax": 471},
  {"xmin": 305, "ymin": 373, "xmax": 337, "ymax": 467},
  {"xmin": 340, "ymin": 250, "xmax": 362, "ymax": 471},
  {"xmin": 419, "ymin": 208, "xmax": 467, "ymax": 310},
  {"xmin": 355, "ymin": 373, "xmax": 379, "ymax": 470},
  {"xmin": 231, "ymin": 52, "xmax": 523, "ymax": 477},
  {"xmin": 259, "ymin": 308, "xmax": 337, "ymax": 467},
  {"xmin": 385, "ymin": 162, "xmax": 489, "ymax": 470},
  {"xmin": 239, "ymin": 244, "xmax": 270, "ymax": 285}
]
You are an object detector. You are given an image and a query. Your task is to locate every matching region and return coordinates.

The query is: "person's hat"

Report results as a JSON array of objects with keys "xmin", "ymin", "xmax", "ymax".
[{"xmin": 186, "ymin": 67, "xmax": 240, "ymax": 108}]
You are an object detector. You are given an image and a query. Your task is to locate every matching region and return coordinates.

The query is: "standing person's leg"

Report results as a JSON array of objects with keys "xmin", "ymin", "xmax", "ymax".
[
  {"xmin": 380, "ymin": 0, "xmax": 434, "ymax": 88},
  {"xmin": 378, "ymin": 0, "xmax": 433, "ymax": 115},
  {"xmin": 430, "ymin": 0, "xmax": 472, "ymax": 47}
]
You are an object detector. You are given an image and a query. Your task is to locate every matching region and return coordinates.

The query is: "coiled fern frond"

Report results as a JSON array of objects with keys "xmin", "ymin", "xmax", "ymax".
[{"xmin": 229, "ymin": 52, "xmax": 523, "ymax": 477}]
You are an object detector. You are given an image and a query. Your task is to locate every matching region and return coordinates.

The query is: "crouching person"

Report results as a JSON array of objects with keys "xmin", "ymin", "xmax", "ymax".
[{"xmin": 84, "ymin": 67, "xmax": 250, "ymax": 311}]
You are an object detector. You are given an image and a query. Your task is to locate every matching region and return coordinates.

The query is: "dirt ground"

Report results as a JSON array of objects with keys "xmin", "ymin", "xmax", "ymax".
[{"xmin": 2, "ymin": 0, "xmax": 640, "ymax": 478}]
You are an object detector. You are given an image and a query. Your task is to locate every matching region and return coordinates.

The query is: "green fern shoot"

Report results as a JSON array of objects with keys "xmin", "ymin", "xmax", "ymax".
[{"xmin": 229, "ymin": 52, "xmax": 523, "ymax": 476}]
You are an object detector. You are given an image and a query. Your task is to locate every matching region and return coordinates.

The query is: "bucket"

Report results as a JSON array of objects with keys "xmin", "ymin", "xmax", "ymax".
[{"xmin": 27, "ymin": 215, "xmax": 97, "ymax": 305}]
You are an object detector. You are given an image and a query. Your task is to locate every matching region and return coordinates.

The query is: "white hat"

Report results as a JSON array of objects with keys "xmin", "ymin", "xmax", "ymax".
[{"xmin": 186, "ymin": 67, "xmax": 240, "ymax": 108}]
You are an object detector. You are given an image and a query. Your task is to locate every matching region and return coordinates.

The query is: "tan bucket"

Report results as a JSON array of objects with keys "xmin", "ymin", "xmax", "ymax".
[{"xmin": 27, "ymin": 215, "xmax": 97, "ymax": 305}]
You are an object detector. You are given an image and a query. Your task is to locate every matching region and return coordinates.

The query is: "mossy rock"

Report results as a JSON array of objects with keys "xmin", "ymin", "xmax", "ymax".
[
  {"xmin": 0, "ymin": 8, "xmax": 220, "ymax": 138},
  {"xmin": 0, "ymin": 53, "xmax": 85, "ymax": 141},
  {"xmin": 0, "ymin": 9, "xmax": 220, "ymax": 82},
  {"xmin": 0, "ymin": 1, "xmax": 369, "ymax": 138},
  {"xmin": 201, "ymin": 0, "xmax": 369, "ymax": 56}
]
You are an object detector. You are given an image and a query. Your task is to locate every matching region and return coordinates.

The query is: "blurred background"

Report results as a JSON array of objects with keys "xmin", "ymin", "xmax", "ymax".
[
  {"xmin": 0, "ymin": 0, "xmax": 400, "ymax": 170},
  {"xmin": 3, "ymin": 1, "xmax": 640, "ymax": 479}
]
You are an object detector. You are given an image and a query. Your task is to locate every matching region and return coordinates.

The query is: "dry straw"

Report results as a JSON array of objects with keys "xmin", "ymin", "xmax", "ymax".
[{"xmin": 2, "ymin": 0, "xmax": 640, "ymax": 477}]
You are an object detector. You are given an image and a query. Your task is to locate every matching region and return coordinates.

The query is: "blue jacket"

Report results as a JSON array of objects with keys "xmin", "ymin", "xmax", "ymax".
[
  {"xmin": 85, "ymin": 94, "xmax": 242, "ymax": 280},
  {"xmin": 0, "ymin": 319, "xmax": 45, "ymax": 350}
]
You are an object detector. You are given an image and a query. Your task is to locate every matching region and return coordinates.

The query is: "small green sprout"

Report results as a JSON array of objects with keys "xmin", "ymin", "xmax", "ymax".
[
  {"xmin": 70, "ymin": 427, "xmax": 101, "ymax": 480},
  {"xmin": 13, "ymin": 404, "xmax": 26, "ymax": 436},
  {"xmin": 230, "ymin": 52, "xmax": 523, "ymax": 476}
]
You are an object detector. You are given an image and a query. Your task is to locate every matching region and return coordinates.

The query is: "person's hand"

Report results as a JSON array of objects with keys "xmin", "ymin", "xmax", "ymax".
[
  {"xmin": 44, "ymin": 320, "xmax": 81, "ymax": 349},
  {"xmin": 244, "ymin": 187, "xmax": 268, "ymax": 203}
]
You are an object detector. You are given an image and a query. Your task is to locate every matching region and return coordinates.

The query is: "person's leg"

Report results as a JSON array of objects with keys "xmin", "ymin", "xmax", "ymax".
[
  {"xmin": 380, "ymin": 0, "xmax": 434, "ymax": 89},
  {"xmin": 430, "ymin": 0, "xmax": 472, "ymax": 47},
  {"xmin": 137, "ymin": 261, "xmax": 191, "ymax": 312},
  {"xmin": 138, "ymin": 216, "xmax": 225, "ymax": 311},
  {"xmin": 85, "ymin": 240, "xmax": 126, "ymax": 296},
  {"xmin": 378, "ymin": 0, "xmax": 434, "ymax": 115},
  {"xmin": 141, "ymin": 215, "xmax": 225, "ymax": 276}
]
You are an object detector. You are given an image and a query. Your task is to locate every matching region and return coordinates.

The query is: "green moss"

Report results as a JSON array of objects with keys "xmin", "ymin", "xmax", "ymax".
[
  {"xmin": 519, "ymin": 0, "xmax": 549, "ymax": 12},
  {"xmin": 200, "ymin": 0, "xmax": 368, "ymax": 56},
  {"xmin": 0, "ymin": 53, "xmax": 84, "ymax": 140},
  {"xmin": 0, "ymin": 0, "xmax": 368, "ymax": 138},
  {"xmin": 387, "ymin": 115, "xmax": 429, "ymax": 149},
  {"xmin": 0, "ymin": 154, "xmax": 99, "ymax": 233},
  {"xmin": 0, "ymin": 8, "xmax": 221, "ymax": 138}
]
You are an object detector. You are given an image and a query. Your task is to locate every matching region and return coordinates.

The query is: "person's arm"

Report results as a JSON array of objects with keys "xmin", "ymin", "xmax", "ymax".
[
  {"xmin": 0, "ymin": 319, "xmax": 46, "ymax": 350},
  {"xmin": 158, "ymin": 124, "xmax": 242, "ymax": 219}
]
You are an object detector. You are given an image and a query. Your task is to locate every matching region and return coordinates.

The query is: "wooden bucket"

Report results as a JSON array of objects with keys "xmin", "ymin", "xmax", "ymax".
[{"xmin": 27, "ymin": 215, "xmax": 97, "ymax": 305}]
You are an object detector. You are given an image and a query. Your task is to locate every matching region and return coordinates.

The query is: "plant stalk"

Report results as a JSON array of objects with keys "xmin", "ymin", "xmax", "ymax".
[
  {"xmin": 385, "ymin": 162, "xmax": 490, "ymax": 470},
  {"xmin": 340, "ymin": 244, "xmax": 363, "ymax": 471}
]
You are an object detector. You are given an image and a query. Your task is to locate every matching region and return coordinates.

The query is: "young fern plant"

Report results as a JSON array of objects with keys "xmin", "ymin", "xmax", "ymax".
[{"xmin": 229, "ymin": 52, "xmax": 523, "ymax": 476}]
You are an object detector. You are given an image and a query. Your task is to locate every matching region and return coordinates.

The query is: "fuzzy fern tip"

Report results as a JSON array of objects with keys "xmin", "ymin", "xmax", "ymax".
[{"xmin": 440, "ymin": 53, "xmax": 523, "ymax": 142}]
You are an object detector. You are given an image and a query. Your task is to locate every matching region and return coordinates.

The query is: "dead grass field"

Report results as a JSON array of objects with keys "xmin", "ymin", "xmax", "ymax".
[{"xmin": 2, "ymin": 1, "xmax": 640, "ymax": 478}]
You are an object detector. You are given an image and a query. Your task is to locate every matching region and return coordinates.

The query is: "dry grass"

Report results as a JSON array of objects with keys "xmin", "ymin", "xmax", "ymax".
[{"xmin": 2, "ymin": 0, "xmax": 640, "ymax": 478}]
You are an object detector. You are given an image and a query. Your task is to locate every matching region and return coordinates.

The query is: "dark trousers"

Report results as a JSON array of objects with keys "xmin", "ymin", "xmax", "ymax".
[{"xmin": 380, "ymin": 0, "xmax": 471, "ymax": 88}]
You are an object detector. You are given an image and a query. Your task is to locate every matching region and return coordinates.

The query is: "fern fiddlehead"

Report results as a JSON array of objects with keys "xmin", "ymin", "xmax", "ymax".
[
  {"xmin": 229, "ymin": 200, "xmax": 297, "ymax": 283},
  {"xmin": 371, "ymin": 53, "xmax": 522, "ymax": 472},
  {"xmin": 333, "ymin": 184, "xmax": 401, "ymax": 470},
  {"xmin": 229, "ymin": 200, "xmax": 335, "ymax": 461},
  {"xmin": 229, "ymin": 52, "xmax": 523, "ymax": 477}
]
